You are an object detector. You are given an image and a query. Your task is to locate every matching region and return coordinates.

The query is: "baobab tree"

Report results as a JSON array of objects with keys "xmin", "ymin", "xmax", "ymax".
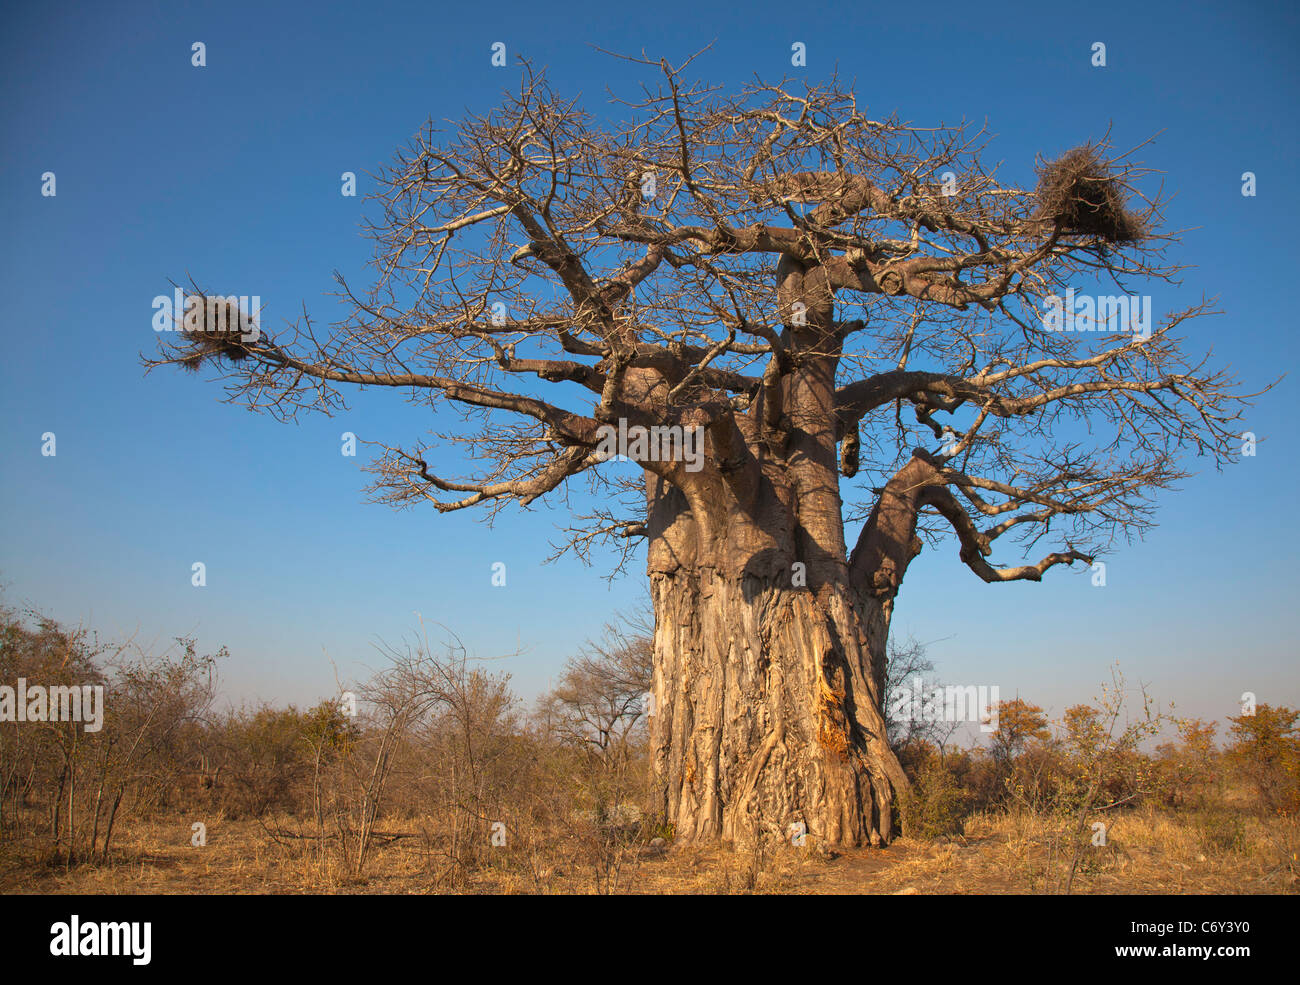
[{"xmin": 149, "ymin": 54, "xmax": 1253, "ymax": 848}]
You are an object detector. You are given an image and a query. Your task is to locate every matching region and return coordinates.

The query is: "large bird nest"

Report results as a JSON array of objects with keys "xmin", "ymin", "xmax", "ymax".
[
  {"xmin": 176, "ymin": 294, "xmax": 257, "ymax": 371},
  {"xmin": 1033, "ymin": 145, "xmax": 1145, "ymax": 244}
]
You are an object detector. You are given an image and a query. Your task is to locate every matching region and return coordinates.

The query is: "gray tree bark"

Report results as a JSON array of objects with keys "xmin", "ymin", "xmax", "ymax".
[{"xmin": 644, "ymin": 257, "xmax": 911, "ymax": 849}]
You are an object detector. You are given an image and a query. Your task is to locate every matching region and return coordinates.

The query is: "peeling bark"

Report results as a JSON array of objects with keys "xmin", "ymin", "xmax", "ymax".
[{"xmin": 647, "ymin": 566, "xmax": 909, "ymax": 847}]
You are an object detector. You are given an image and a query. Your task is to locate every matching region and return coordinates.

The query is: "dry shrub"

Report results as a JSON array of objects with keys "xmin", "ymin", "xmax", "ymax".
[
  {"xmin": 0, "ymin": 607, "xmax": 220, "ymax": 865},
  {"xmin": 1154, "ymin": 718, "xmax": 1221, "ymax": 808},
  {"xmin": 1226, "ymin": 704, "xmax": 1300, "ymax": 814},
  {"xmin": 1195, "ymin": 807, "xmax": 1249, "ymax": 856}
]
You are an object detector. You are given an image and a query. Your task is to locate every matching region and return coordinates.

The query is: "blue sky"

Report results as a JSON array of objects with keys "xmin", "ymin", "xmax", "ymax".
[{"xmin": 1, "ymin": 0, "xmax": 1296, "ymax": 733}]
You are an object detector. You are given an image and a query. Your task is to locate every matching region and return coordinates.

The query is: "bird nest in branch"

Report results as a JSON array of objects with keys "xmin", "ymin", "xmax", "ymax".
[
  {"xmin": 176, "ymin": 295, "xmax": 257, "ymax": 371},
  {"xmin": 1033, "ymin": 145, "xmax": 1145, "ymax": 244}
]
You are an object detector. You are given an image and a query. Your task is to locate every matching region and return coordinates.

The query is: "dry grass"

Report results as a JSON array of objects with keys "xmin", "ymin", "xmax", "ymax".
[
  {"xmin": 857, "ymin": 806, "xmax": 1297, "ymax": 896},
  {"xmin": 4, "ymin": 804, "xmax": 1294, "ymax": 895}
]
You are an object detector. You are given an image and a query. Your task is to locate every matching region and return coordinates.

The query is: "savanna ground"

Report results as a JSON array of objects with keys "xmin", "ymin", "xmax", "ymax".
[
  {"xmin": 2, "ymin": 604, "xmax": 1297, "ymax": 895},
  {"xmin": 3, "ymin": 804, "xmax": 1296, "ymax": 896}
]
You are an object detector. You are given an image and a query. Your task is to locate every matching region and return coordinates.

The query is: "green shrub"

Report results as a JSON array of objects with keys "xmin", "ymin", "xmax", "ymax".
[{"xmin": 901, "ymin": 764, "xmax": 972, "ymax": 839}]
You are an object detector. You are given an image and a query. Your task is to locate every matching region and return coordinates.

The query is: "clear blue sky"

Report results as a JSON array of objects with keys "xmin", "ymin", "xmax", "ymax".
[{"xmin": 1, "ymin": 0, "xmax": 1296, "ymax": 732}]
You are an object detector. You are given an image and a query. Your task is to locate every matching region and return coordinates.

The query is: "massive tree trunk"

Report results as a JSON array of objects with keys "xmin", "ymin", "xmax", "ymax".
[
  {"xmin": 648, "ymin": 563, "xmax": 908, "ymax": 847},
  {"xmin": 644, "ymin": 257, "xmax": 912, "ymax": 849}
]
